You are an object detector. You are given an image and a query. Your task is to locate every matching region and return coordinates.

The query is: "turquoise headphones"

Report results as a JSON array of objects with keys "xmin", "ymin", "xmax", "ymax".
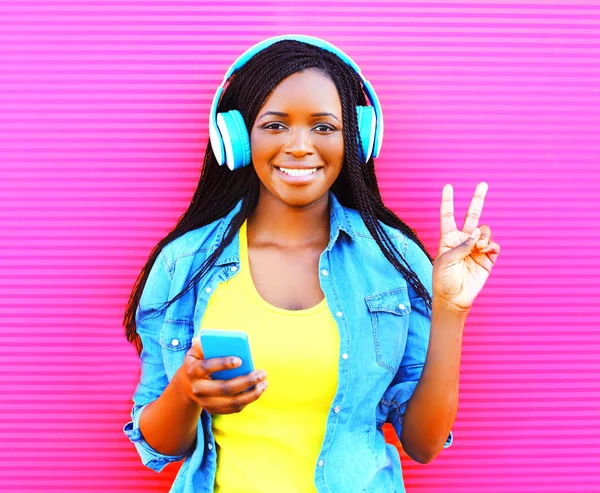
[{"xmin": 209, "ymin": 34, "xmax": 384, "ymax": 171}]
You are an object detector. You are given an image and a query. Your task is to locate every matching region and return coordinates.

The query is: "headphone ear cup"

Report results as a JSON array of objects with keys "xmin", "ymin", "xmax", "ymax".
[
  {"xmin": 356, "ymin": 106, "xmax": 376, "ymax": 163},
  {"xmin": 216, "ymin": 110, "xmax": 252, "ymax": 170}
]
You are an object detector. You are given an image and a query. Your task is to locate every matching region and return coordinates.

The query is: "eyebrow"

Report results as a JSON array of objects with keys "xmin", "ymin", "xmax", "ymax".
[{"xmin": 257, "ymin": 111, "xmax": 341, "ymax": 123}]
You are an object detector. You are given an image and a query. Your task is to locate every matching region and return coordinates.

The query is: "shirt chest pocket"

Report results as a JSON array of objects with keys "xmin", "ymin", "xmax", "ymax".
[
  {"xmin": 365, "ymin": 287, "xmax": 411, "ymax": 375},
  {"xmin": 159, "ymin": 319, "xmax": 194, "ymax": 380}
]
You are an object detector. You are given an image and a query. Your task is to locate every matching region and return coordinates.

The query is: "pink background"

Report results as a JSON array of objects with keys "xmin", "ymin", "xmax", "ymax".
[{"xmin": 1, "ymin": 1, "xmax": 599, "ymax": 491}]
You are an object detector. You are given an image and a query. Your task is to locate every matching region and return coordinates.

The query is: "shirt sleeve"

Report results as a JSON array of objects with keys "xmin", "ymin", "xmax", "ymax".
[
  {"xmin": 122, "ymin": 251, "xmax": 189, "ymax": 472},
  {"xmin": 381, "ymin": 237, "xmax": 453, "ymax": 450}
]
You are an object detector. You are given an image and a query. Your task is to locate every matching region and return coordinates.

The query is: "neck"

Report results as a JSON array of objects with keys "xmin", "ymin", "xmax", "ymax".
[{"xmin": 247, "ymin": 187, "xmax": 331, "ymax": 248}]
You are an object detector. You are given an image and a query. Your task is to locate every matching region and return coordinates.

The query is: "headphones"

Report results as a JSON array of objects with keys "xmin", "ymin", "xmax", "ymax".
[{"xmin": 209, "ymin": 34, "xmax": 384, "ymax": 171}]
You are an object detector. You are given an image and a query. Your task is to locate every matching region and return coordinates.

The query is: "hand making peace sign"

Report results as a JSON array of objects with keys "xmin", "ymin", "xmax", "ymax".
[{"xmin": 432, "ymin": 182, "xmax": 501, "ymax": 313}]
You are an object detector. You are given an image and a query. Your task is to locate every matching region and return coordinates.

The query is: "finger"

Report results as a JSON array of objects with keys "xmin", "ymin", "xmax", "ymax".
[
  {"xmin": 476, "ymin": 241, "xmax": 500, "ymax": 268},
  {"xmin": 472, "ymin": 247, "xmax": 494, "ymax": 273},
  {"xmin": 481, "ymin": 240, "xmax": 500, "ymax": 255},
  {"xmin": 462, "ymin": 182, "xmax": 488, "ymax": 234},
  {"xmin": 476, "ymin": 224, "xmax": 492, "ymax": 250},
  {"xmin": 442, "ymin": 227, "xmax": 482, "ymax": 264},
  {"xmin": 203, "ymin": 370, "xmax": 268, "ymax": 397},
  {"xmin": 223, "ymin": 380, "xmax": 269, "ymax": 412},
  {"xmin": 202, "ymin": 380, "xmax": 268, "ymax": 414},
  {"xmin": 440, "ymin": 184, "xmax": 457, "ymax": 236},
  {"xmin": 487, "ymin": 249, "xmax": 500, "ymax": 266},
  {"xmin": 191, "ymin": 355, "xmax": 243, "ymax": 379}
]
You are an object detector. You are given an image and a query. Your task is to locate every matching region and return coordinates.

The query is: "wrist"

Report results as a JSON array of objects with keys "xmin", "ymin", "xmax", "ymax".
[
  {"xmin": 431, "ymin": 297, "xmax": 470, "ymax": 337},
  {"xmin": 432, "ymin": 295, "xmax": 472, "ymax": 318},
  {"xmin": 173, "ymin": 366, "xmax": 199, "ymax": 408}
]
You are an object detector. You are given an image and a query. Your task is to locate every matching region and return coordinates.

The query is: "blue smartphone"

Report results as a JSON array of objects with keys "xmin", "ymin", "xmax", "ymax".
[{"xmin": 200, "ymin": 329, "xmax": 254, "ymax": 381}]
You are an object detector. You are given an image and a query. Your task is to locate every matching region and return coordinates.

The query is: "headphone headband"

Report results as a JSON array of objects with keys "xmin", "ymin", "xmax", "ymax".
[{"xmin": 209, "ymin": 35, "xmax": 383, "ymax": 167}]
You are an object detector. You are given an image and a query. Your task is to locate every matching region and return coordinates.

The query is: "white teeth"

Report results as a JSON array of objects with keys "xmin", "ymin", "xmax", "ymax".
[{"xmin": 278, "ymin": 167, "xmax": 319, "ymax": 177}]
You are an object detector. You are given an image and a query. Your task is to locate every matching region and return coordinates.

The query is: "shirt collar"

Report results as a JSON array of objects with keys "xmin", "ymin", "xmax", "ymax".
[{"xmin": 327, "ymin": 190, "xmax": 356, "ymax": 243}]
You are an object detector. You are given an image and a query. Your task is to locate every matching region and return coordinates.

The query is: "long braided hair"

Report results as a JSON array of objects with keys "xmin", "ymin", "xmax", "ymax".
[{"xmin": 124, "ymin": 40, "xmax": 434, "ymax": 355}]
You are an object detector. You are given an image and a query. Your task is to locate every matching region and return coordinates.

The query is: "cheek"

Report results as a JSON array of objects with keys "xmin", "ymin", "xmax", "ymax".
[
  {"xmin": 320, "ymin": 135, "xmax": 345, "ymax": 167},
  {"xmin": 249, "ymin": 132, "xmax": 262, "ymax": 161},
  {"xmin": 250, "ymin": 131, "xmax": 281, "ymax": 162}
]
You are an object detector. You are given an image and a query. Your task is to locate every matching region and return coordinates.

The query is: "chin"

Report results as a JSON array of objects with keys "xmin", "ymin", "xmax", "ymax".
[{"xmin": 268, "ymin": 186, "xmax": 329, "ymax": 209}]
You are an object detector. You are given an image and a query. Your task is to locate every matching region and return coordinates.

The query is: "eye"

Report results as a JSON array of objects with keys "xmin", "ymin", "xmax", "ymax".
[
  {"xmin": 263, "ymin": 122, "xmax": 286, "ymax": 131},
  {"xmin": 314, "ymin": 124, "xmax": 335, "ymax": 133}
]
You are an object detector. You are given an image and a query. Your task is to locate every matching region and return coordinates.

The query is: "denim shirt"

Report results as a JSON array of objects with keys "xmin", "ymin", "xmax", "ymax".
[{"xmin": 123, "ymin": 191, "xmax": 452, "ymax": 493}]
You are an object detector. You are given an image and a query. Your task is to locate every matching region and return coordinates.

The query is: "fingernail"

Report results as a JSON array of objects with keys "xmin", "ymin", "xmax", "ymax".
[
  {"xmin": 232, "ymin": 357, "xmax": 242, "ymax": 366},
  {"xmin": 477, "ymin": 240, "xmax": 486, "ymax": 248},
  {"xmin": 259, "ymin": 381, "xmax": 268, "ymax": 391}
]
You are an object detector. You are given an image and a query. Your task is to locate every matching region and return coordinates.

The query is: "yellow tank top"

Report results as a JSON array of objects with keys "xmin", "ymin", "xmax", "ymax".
[{"xmin": 200, "ymin": 220, "xmax": 340, "ymax": 493}]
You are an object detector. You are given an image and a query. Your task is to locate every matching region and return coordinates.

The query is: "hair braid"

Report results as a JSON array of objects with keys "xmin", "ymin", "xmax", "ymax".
[{"xmin": 326, "ymin": 63, "xmax": 432, "ymax": 313}]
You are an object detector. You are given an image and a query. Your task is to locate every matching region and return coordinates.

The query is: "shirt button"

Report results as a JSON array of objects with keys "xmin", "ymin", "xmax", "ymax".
[
  {"xmin": 231, "ymin": 266, "xmax": 238, "ymax": 273},
  {"xmin": 205, "ymin": 287, "xmax": 212, "ymax": 294},
  {"xmin": 321, "ymin": 269, "xmax": 329, "ymax": 276},
  {"xmin": 317, "ymin": 460, "xmax": 324, "ymax": 467},
  {"xmin": 333, "ymin": 406, "xmax": 341, "ymax": 414},
  {"xmin": 342, "ymin": 353, "xmax": 348, "ymax": 360},
  {"xmin": 398, "ymin": 304, "xmax": 405, "ymax": 310},
  {"xmin": 171, "ymin": 339, "xmax": 179, "ymax": 347},
  {"xmin": 207, "ymin": 443, "xmax": 213, "ymax": 450},
  {"xmin": 336, "ymin": 311, "xmax": 343, "ymax": 317}
]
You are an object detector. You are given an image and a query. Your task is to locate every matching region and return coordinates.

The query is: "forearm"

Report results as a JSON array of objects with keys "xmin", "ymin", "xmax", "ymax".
[
  {"xmin": 400, "ymin": 298, "xmax": 468, "ymax": 463},
  {"xmin": 139, "ymin": 366, "xmax": 203, "ymax": 457}
]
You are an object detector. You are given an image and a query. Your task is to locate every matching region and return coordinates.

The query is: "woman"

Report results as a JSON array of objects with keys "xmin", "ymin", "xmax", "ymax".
[{"xmin": 123, "ymin": 35, "xmax": 500, "ymax": 493}]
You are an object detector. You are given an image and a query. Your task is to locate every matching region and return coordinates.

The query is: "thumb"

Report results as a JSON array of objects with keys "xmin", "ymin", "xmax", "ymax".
[
  {"xmin": 190, "ymin": 335, "xmax": 205, "ymax": 360},
  {"xmin": 448, "ymin": 228, "xmax": 481, "ymax": 261}
]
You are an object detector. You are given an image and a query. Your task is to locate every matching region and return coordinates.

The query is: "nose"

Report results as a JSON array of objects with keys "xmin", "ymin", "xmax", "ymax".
[{"xmin": 283, "ymin": 126, "xmax": 314, "ymax": 157}]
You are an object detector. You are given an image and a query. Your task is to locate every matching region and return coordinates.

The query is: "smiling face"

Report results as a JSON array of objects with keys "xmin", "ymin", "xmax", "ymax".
[{"xmin": 249, "ymin": 68, "xmax": 345, "ymax": 209}]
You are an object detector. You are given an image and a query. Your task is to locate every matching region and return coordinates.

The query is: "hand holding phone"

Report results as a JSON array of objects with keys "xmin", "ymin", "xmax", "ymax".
[
  {"xmin": 176, "ymin": 330, "xmax": 267, "ymax": 415},
  {"xmin": 200, "ymin": 329, "xmax": 254, "ymax": 380}
]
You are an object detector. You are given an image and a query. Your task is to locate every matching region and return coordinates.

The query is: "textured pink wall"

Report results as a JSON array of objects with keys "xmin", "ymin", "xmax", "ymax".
[{"xmin": 1, "ymin": 1, "xmax": 599, "ymax": 492}]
